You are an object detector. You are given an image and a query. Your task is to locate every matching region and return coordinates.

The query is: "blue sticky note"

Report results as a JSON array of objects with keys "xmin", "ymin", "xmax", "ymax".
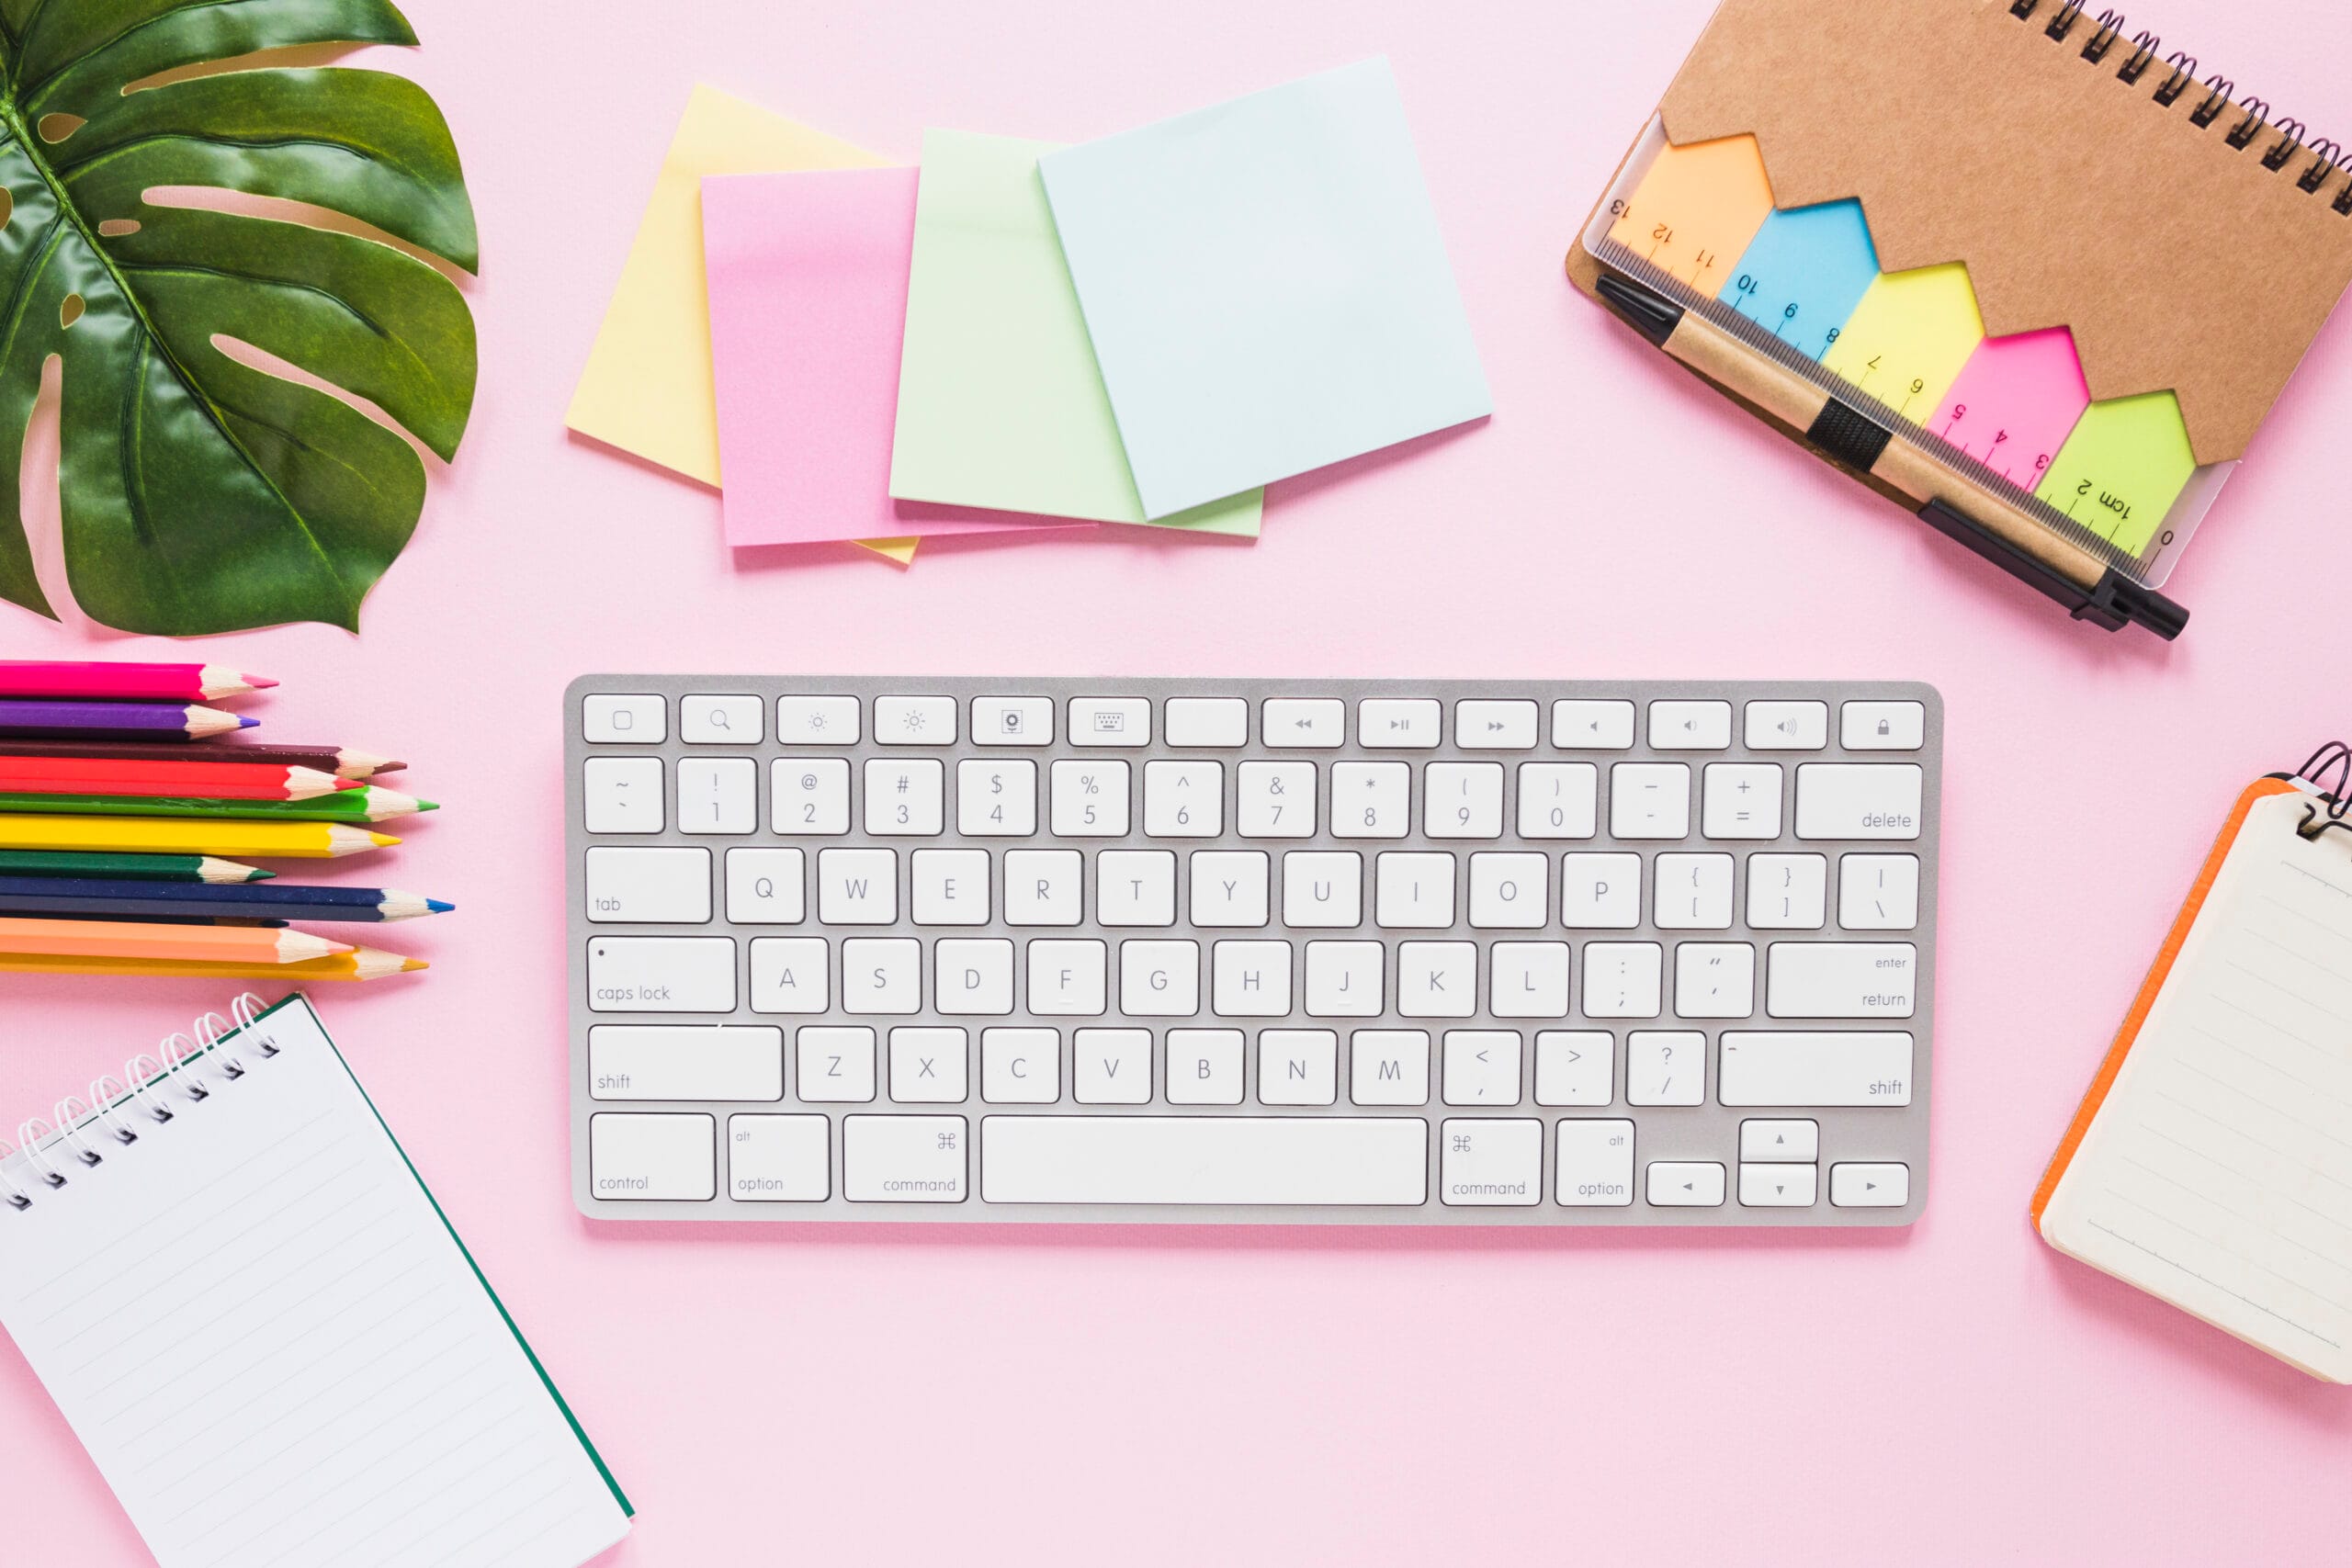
[
  {"xmin": 1038, "ymin": 58, "xmax": 1491, "ymax": 519},
  {"xmin": 1717, "ymin": 198, "xmax": 1880, "ymax": 361}
]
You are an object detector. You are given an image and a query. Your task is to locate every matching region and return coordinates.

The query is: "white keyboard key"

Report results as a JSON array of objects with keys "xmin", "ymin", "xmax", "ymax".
[
  {"xmin": 1468, "ymin": 852, "xmax": 1548, "ymax": 929},
  {"xmin": 1212, "ymin": 940, "xmax": 1293, "ymax": 1016},
  {"xmin": 1740, "ymin": 1164, "xmax": 1817, "ymax": 1207},
  {"xmin": 1552, "ymin": 699, "xmax": 1635, "ymax": 749},
  {"xmin": 749, "ymin": 937, "xmax": 828, "ymax": 1013},
  {"xmin": 1191, "ymin": 851, "xmax": 1270, "ymax": 927},
  {"xmin": 1375, "ymin": 852, "xmax": 1455, "ymax": 929},
  {"xmin": 1609, "ymin": 762, "xmax": 1690, "ymax": 839},
  {"xmin": 1050, "ymin": 759, "xmax": 1129, "ymax": 836},
  {"xmin": 776, "ymin": 694, "xmax": 859, "ymax": 745},
  {"xmin": 588, "ymin": 935, "xmax": 735, "ymax": 1012},
  {"xmin": 935, "ymin": 938, "xmax": 1014, "ymax": 1015},
  {"xmin": 1440, "ymin": 1119, "xmax": 1542, "ymax": 1206},
  {"xmin": 1562, "ymin": 852, "xmax": 1641, "ymax": 928},
  {"xmin": 841, "ymin": 937, "xmax": 921, "ymax": 1014},
  {"xmin": 1397, "ymin": 941, "xmax": 1476, "ymax": 1019},
  {"xmin": 1098, "ymin": 849, "xmax": 1177, "ymax": 926},
  {"xmin": 1489, "ymin": 941, "xmax": 1570, "ymax": 1019},
  {"xmin": 1282, "ymin": 851, "xmax": 1362, "ymax": 929},
  {"xmin": 1719, "ymin": 1032, "xmax": 1915, "ymax": 1106},
  {"xmin": 981, "ymin": 1116, "xmax": 1426, "ymax": 1205},
  {"xmin": 1740, "ymin": 1119, "xmax": 1819, "ymax": 1162},
  {"xmin": 583, "ymin": 757, "xmax": 662, "ymax": 834},
  {"xmin": 1767, "ymin": 942, "xmax": 1917, "ymax": 1019},
  {"xmin": 727, "ymin": 847, "xmax": 805, "ymax": 925},
  {"xmin": 589, "ymin": 1026, "xmax": 783, "ymax": 1101},
  {"xmin": 1745, "ymin": 700, "xmax": 1827, "ymax": 750},
  {"xmin": 1795, "ymin": 763, "xmax": 1923, "ymax": 840},
  {"xmin": 1582, "ymin": 942, "xmax": 1662, "ymax": 1019},
  {"xmin": 1454, "ymin": 699, "xmax": 1538, "ymax": 749},
  {"xmin": 1165, "ymin": 697, "xmax": 1249, "ymax": 747},
  {"xmin": 1121, "ymin": 940, "xmax": 1199, "ymax": 1015},
  {"xmin": 1627, "ymin": 1030, "xmax": 1704, "ymax": 1105},
  {"xmin": 910, "ymin": 848, "xmax": 989, "ymax": 926},
  {"xmin": 590, "ymin": 1113, "xmax": 712, "ymax": 1201},
  {"xmin": 958, "ymin": 760, "xmax": 1037, "ymax": 837},
  {"xmin": 1424, "ymin": 761, "xmax": 1504, "ymax": 838},
  {"xmin": 1350, "ymin": 1030, "xmax": 1430, "ymax": 1105},
  {"xmin": 1830, "ymin": 1162, "xmax": 1911, "ymax": 1207},
  {"xmin": 1359, "ymin": 698, "xmax": 1441, "ymax": 748},
  {"xmin": 797, "ymin": 1027, "xmax": 876, "ymax": 1102},
  {"xmin": 1306, "ymin": 941, "xmax": 1384, "ymax": 1017},
  {"xmin": 1144, "ymin": 760, "xmax": 1224, "ymax": 837},
  {"xmin": 1263, "ymin": 697, "xmax": 1344, "ymax": 748},
  {"xmin": 1647, "ymin": 1161, "xmax": 1725, "ymax": 1207},
  {"xmin": 1331, "ymin": 761, "xmax": 1412, "ymax": 840},
  {"xmin": 1259, "ymin": 1029, "xmax": 1339, "ymax": 1106},
  {"xmin": 1747, "ymin": 853, "xmax": 1827, "ymax": 930},
  {"xmin": 1652, "ymin": 852, "xmax": 1734, "ymax": 930},
  {"xmin": 728, "ymin": 1115, "xmax": 829, "ymax": 1201},
  {"xmin": 1166, "ymin": 1028, "xmax": 1244, "ymax": 1103},
  {"xmin": 875, "ymin": 694, "xmax": 957, "ymax": 745},
  {"xmin": 1027, "ymin": 939, "xmax": 1108, "ymax": 1015},
  {"xmin": 817, "ymin": 847, "xmax": 897, "ymax": 924},
  {"xmin": 1003, "ymin": 849, "xmax": 1083, "ymax": 927},
  {"xmin": 1649, "ymin": 700, "xmax": 1732, "ymax": 750},
  {"xmin": 586, "ymin": 846, "xmax": 711, "ymax": 923},
  {"xmin": 890, "ymin": 1027, "xmax": 969, "ymax": 1103},
  {"xmin": 865, "ymin": 759, "xmax": 944, "ymax": 836},
  {"xmin": 1674, "ymin": 942, "xmax": 1756, "ymax": 1019},
  {"xmin": 844, "ymin": 1115, "xmax": 967, "ymax": 1201},
  {"xmin": 1237, "ymin": 761, "xmax": 1317, "ymax": 838},
  {"xmin": 1702, "ymin": 762, "xmax": 1782, "ymax": 840},
  {"xmin": 681, "ymin": 694, "xmax": 763, "ymax": 744},
  {"xmin": 1070, "ymin": 696, "xmax": 1150, "ymax": 746},
  {"xmin": 772, "ymin": 758, "xmax": 851, "ymax": 835},
  {"xmin": 678, "ymin": 757, "xmax": 757, "ymax": 835},
  {"xmin": 973, "ymin": 695, "xmax": 1052, "ymax": 746},
  {"xmin": 1555, "ymin": 1120, "xmax": 1635, "ymax": 1205},
  {"xmin": 1839, "ymin": 854, "xmax": 1921, "ymax": 931},
  {"xmin": 981, "ymin": 1028, "xmax": 1060, "ymax": 1103},
  {"xmin": 1534, "ymin": 1032, "xmax": 1613, "ymax": 1106},
  {"xmin": 1073, "ymin": 1028, "xmax": 1152, "ymax": 1104},
  {"xmin": 1842, "ymin": 701, "xmax": 1925, "ymax": 750},
  {"xmin": 1442, "ymin": 1030, "xmax": 1522, "ymax": 1105},
  {"xmin": 1517, "ymin": 762, "xmax": 1598, "ymax": 840},
  {"xmin": 583, "ymin": 694, "xmax": 664, "ymax": 744}
]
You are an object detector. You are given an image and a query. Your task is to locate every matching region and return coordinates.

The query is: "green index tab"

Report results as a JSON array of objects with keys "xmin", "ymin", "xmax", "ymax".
[{"xmin": 2033, "ymin": 390, "xmax": 2197, "ymax": 555}]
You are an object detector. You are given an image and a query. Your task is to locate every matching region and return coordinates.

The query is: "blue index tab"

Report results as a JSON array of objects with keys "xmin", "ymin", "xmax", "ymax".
[{"xmin": 1718, "ymin": 198, "xmax": 1879, "ymax": 361}]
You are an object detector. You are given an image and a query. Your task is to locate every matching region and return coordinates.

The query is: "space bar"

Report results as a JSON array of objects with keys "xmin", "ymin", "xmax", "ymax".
[{"xmin": 981, "ymin": 1117, "xmax": 1430, "ymax": 1205}]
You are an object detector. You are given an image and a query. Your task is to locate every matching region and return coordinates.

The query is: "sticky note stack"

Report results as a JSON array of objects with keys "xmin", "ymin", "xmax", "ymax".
[{"xmin": 566, "ymin": 61, "xmax": 1491, "ymax": 563}]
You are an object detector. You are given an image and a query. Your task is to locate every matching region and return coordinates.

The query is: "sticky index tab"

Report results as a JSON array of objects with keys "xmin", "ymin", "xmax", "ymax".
[
  {"xmin": 1717, "ymin": 198, "xmax": 1879, "ymax": 361},
  {"xmin": 1928, "ymin": 328, "xmax": 2091, "ymax": 490},
  {"xmin": 1820, "ymin": 263, "xmax": 1985, "ymax": 421},
  {"xmin": 2034, "ymin": 391, "xmax": 2196, "ymax": 555},
  {"xmin": 1606, "ymin": 134, "xmax": 1774, "ymax": 297}
]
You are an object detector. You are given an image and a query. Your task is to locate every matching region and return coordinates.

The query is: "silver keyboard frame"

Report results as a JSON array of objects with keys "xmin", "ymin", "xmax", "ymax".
[{"xmin": 566, "ymin": 675, "xmax": 1941, "ymax": 1226}]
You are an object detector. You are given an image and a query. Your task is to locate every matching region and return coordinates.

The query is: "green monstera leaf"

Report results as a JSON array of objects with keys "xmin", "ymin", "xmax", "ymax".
[{"xmin": 0, "ymin": 0, "xmax": 476, "ymax": 635}]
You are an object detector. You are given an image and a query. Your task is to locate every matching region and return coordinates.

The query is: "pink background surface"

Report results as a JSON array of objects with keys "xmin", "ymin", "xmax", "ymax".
[{"xmin": 5, "ymin": 1, "xmax": 2351, "ymax": 1561}]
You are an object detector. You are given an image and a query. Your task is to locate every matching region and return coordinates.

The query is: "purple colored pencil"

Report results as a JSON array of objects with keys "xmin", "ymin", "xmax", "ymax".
[{"xmin": 0, "ymin": 700, "xmax": 254, "ymax": 741}]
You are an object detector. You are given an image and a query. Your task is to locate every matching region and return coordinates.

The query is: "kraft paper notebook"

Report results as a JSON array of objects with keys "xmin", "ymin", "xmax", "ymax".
[
  {"xmin": 0, "ymin": 995, "xmax": 633, "ymax": 1566},
  {"xmin": 1566, "ymin": 0, "xmax": 2352, "ymax": 639},
  {"xmin": 2035, "ymin": 767, "xmax": 2352, "ymax": 1383}
]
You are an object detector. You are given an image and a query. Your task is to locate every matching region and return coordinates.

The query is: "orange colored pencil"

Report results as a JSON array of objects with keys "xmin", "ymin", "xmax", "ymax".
[
  {"xmin": 0, "ymin": 916, "xmax": 347, "ymax": 964},
  {"xmin": 0, "ymin": 948, "xmax": 423, "ymax": 982}
]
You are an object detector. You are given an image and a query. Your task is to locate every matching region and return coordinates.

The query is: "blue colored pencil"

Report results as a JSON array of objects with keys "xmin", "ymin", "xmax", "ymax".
[{"xmin": 0, "ymin": 876, "xmax": 450, "ymax": 923}]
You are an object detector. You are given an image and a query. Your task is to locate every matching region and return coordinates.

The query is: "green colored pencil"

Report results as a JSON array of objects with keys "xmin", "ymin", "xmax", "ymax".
[
  {"xmin": 0, "ymin": 787, "xmax": 434, "ymax": 823},
  {"xmin": 0, "ymin": 849, "xmax": 273, "ymax": 883}
]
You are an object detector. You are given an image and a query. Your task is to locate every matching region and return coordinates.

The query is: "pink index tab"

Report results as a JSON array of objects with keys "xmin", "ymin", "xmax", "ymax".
[{"xmin": 1928, "ymin": 328, "xmax": 2090, "ymax": 491}]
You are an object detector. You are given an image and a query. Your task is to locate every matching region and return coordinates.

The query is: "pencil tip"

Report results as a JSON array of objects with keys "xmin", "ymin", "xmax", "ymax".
[
  {"xmin": 413, "ymin": 799, "xmax": 439, "ymax": 813},
  {"xmin": 235, "ymin": 716, "xmax": 260, "ymax": 728},
  {"xmin": 251, "ymin": 870, "xmax": 278, "ymax": 881},
  {"xmin": 426, "ymin": 898, "xmax": 455, "ymax": 913},
  {"xmin": 399, "ymin": 957, "xmax": 429, "ymax": 972},
  {"xmin": 368, "ymin": 831, "xmax": 400, "ymax": 848},
  {"xmin": 245, "ymin": 674, "xmax": 278, "ymax": 688}
]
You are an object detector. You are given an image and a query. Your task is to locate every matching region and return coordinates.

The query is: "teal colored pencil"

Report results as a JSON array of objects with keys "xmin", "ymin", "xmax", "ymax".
[{"xmin": 0, "ymin": 787, "xmax": 434, "ymax": 823}]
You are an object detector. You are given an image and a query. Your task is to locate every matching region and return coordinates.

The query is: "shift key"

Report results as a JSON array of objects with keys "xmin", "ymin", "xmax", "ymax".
[
  {"xmin": 1768, "ymin": 942, "xmax": 1915, "ymax": 1019},
  {"xmin": 588, "ymin": 936, "xmax": 737, "ymax": 1012}
]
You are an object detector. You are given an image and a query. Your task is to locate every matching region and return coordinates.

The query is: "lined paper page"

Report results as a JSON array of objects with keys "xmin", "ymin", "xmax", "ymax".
[
  {"xmin": 2043, "ymin": 790, "xmax": 2352, "ymax": 1382},
  {"xmin": 0, "ymin": 999, "xmax": 630, "ymax": 1567}
]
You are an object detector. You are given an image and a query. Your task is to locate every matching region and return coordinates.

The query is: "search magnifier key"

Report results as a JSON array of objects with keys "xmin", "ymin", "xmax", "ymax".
[
  {"xmin": 684, "ymin": 694, "xmax": 764, "ymax": 744},
  {"xmin": 728, "ymin": 848, "xmax": 807, "ymax": 924}
]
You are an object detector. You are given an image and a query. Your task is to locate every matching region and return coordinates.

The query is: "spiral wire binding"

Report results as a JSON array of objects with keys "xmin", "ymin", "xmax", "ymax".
[
  {"xmin": 2009, "ymin": 0, "xmax": 2351, "ymax": 211},
  {"xmin": 2296, "ymin": 742, "xmax": 2352, "ymax": 842}
]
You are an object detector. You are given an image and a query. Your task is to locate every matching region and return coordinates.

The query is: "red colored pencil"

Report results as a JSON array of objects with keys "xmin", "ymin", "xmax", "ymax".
[
  {"xmin": 0, "ymin": 661, "xmax": 274, "ymax": 701},
  {"xmin": 0, "ymin": 763, "xmax": 352, "ymax": 801}
]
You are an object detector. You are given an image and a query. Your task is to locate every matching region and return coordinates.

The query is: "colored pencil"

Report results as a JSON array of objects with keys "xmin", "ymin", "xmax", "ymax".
[
  {"xmin": 0, "ymin": 661, "xmax": 274, "ymax": 702},
  {"xmin": 0, "ymin": 739, "xmax": 402, "ymax": 777},
  {"xmin": 0, "ymin": 877, "xmax": 450, "ymax": 923},
  {"xmin": 0, "ymin": 700, "xmax": 254, "ymax": 740},
  {"xmin": 0, "ymin": 947, "xmax": 424, "ymax": 981},
  {"xmin": 0, "ymin": 786, "xmax": 432, "ymax": 823},
  {"xmin": 0, "ymin": 817, "xmax": 395, "ymax": 858},
  {"xmin": 0, "ymin": 916, "xmax": 347, "ymax": 964},
  {"xmin": 0, "ymin": 761, "xmax": 352, "ymax": 800},
  {"xmin": 0, "ymin": 850, "xmax": 272, "ymax": 882}
]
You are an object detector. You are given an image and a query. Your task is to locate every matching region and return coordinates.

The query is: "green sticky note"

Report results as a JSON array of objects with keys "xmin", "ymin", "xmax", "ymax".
[
  {"xmin": 889, "ymin": 130, "xmax": 1263, "ymax": 535},
  {"xmin": 2034, "ymin": 390, "xmax": 2196, "ymax": 555}
]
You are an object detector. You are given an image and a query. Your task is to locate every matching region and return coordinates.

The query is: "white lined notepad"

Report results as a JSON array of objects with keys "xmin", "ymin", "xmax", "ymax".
[
  {"xmin": 0, "ymin": 997, "xmax": 632, "ymax": 1567},
  {"xmin": 2038, "ymin": 781, "xmax": 2352, "ymax": 1382}
]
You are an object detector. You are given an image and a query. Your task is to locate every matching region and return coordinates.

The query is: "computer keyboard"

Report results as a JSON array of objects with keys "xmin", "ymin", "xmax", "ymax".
[{"xmin": 565, "ymin": 676, "xmax": 1940, "ymax": 1225}]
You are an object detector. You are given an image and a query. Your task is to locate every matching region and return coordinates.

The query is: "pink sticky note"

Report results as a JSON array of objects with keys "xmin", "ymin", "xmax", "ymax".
[
  {"xmin": 702, "ymin": 168, "xmax": 1085, "ymax": 546},
  {"xmin": 1927, "ymin": 327, "xmax": 2091, "ymax": 491}
]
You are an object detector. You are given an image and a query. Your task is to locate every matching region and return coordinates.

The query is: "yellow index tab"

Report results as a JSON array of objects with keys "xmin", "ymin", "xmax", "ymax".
[
  {"xmin": 1820, "ymin": 263, "xmax": 1985, "ymax": 421},
  {"xmin": 1607, "ymin": 134, "xmax": 1774, "ymax": 297},
  {"xmin": 2033, "ymin": 391, "xmax": 2196, "ymax": 554}
]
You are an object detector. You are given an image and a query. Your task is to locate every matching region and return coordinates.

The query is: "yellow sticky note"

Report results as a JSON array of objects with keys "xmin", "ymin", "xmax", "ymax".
[
  {"xmin": 1606, "ymin": 133, "xmax": 1774, "ymax": 297},
  {"xmin": 2033, "ymin": 391, "xmax": 2195, "ymax": 555},
  {"xmin": 1821, "ymin": 263, "xmax": 1985, "ymax": 421},
  {"xmin": 861, "ymin": 537, "xmax": 918, "ymax": 565}
]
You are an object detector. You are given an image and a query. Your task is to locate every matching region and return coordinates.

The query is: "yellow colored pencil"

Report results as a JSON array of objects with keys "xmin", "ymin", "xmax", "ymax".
[
  {"xmin": 0, "ymin": 815, "xmax": 396, "ymax": 859},
  {"xmin": 0, "ymin": 916, "xmax": 346, "ymax": 964},
  {"xmin": 0, "ymin": 947, "xmax": 425, "ymax": 981}
]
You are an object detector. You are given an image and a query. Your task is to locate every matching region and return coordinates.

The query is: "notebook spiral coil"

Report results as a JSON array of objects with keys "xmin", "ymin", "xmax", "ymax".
[
  {"xmin": 0, "ymin": 993, "xmax": 277, "ymax": 1213},
  {"xmin": 2295, "ymin": 741, "xmax": 2352, "ymax": 842},
  {"xmin": 2009, "ymin": 1, "xmax": 2352, "ymax": 212}
]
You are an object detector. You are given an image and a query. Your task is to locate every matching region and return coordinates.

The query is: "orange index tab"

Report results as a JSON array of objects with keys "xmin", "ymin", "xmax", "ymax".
[
  {"xmin": 1606, "ymin": 133, "xmax": 1774, "ymax": 297},
  {"xmin": 1820, "ymin": 263, "xmax": 1985, "ymax": 422}
]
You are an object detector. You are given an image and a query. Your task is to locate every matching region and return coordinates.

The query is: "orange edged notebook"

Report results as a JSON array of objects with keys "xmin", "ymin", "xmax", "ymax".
[{"xmin": 2034, "ymin": 762, "xmax": 2352, "ymax": 1382}]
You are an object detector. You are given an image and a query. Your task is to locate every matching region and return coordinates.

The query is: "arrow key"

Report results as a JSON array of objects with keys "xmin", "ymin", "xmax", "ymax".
[
  {"xmin": 1738, "ymin": 1162, "xmax": 1818, "ymax": 1207},
  {"xmin": 1738, "ymin": 1118, "xmax": 1819, "ymax": 1162},
  {"xmin": 1645, "ymin": 1161, "xmax": 1726, "ymax": 1207},
  {"xmin": 1830, "ymin": 1162, "xmax": 1910, "ymax": 1208}
]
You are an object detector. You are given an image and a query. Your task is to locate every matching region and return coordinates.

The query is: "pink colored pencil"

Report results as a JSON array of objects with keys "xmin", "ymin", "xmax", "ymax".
[{"xmin": 0, "ymin": 661, "xmax": 275, "ymax": 702}]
